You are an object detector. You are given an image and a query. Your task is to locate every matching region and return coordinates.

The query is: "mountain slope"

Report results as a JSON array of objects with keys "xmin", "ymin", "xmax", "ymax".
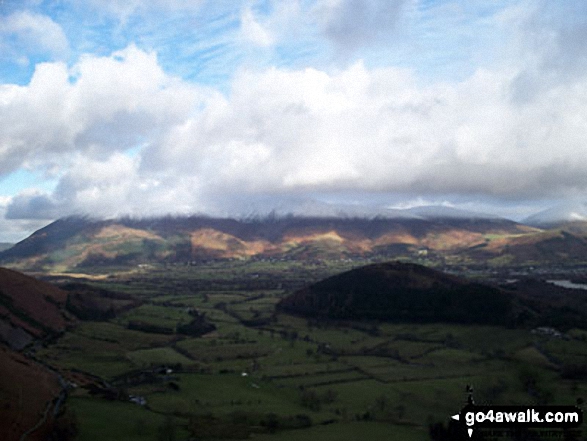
[
  {"xmin": 524, "ymin": 201, "xmax": 587, "ymax": 227},
  {"xmin": 0, "ymin": 345, "xmax": 62, "ymax": 441},
  {"xmin": 0, "ymin": 267, "xmax": 72, "ymax": 347},
  {"xmin": 0, "ymin": 268, "xmax": 75, "ymax": 441},
  {"xmin": 0, "ymin": 215, "xmax": 540, "ymax": 271},
  {"xmin": 462, "ymin": 228, "xmax": 587, "ymax": 266}
]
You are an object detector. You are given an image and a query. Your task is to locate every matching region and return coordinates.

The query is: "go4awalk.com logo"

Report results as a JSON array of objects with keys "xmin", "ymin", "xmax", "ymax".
[{"xmin": 451, "ymin": 404, "xmax": 583, "ymax": 438}]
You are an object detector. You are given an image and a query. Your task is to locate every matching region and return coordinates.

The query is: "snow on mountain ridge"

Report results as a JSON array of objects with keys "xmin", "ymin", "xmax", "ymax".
[{"xmin": 523, "ymin": 202, "xmax": 587, "ymax": 226}]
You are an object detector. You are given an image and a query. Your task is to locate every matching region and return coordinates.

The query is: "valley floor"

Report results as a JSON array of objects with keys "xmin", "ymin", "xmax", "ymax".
[{"xmin": 31, "ymin": 261, "xmax": 587, "ymax": 440}]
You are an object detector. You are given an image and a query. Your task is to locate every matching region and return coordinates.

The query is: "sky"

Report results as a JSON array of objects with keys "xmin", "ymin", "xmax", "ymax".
[{"xmin": 1, "ymin": 0, "xmax": 587, "ymax": 242}]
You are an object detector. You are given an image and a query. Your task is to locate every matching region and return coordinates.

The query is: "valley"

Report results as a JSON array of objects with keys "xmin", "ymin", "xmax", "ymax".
[
  {"xmin": 1, "ymin": 257, "xmax": 585, "ymax": 440},
  {"xmin": 1, "ymin": 215, "xmax": 587, "ymax": 440},
  {"xmin": 4, "ymin": 1, "xmax": 587, "ymax": 439}
]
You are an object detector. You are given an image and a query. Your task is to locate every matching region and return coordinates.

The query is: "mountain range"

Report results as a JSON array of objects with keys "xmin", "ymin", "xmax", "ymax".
[{"xmin": 2, "ymin": 208, "xmax": 587, "ymax": 272}]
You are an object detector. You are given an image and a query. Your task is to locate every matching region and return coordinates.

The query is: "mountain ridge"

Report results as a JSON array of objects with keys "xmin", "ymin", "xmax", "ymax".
[
  {"xmin": 523, "ymin": 201, "xmax": 587, "ymax": 227},
  {"xmin": 0, "ymin": 214, "xmax": 544, "ymax": 271},
  {"xmin": 4, "ymin": 209, "xmax": 587, "ymax": 271}
]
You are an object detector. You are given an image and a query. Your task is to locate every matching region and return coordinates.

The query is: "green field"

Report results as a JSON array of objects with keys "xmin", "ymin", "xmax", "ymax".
[
  {"xmin": 70, "ymin": 397, "xmax": 190, "ymax": 441},
  {"xmin": 35, "ymin": 261, "xmax": 587, "ymax": 440}
]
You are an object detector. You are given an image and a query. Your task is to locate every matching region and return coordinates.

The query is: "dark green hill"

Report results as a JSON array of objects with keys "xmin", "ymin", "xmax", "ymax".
[{"xmin": 277, "ymin": 262, "xmax": 514, "ymax": 325}]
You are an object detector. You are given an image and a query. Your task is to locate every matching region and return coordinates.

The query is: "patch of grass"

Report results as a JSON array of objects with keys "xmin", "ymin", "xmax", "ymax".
[
  {"xmin": 74, "ymin": 321, "xmax": 175, "ymax": 350},
  {"xmin": 36, "ymin": 332, "xmax": 136, "ymax": 378},
  {"xmin": 175, "ymin": 338, "xmax": 274, "ymax": 364},
  {"xmin": 542, "ymin": 338, "xmax": 587, "ymax": 364},
  {"xmin": 126, "ymin": 347, "xmax": 193, "ymax": 367},
  {"xmin": 145, "ymin": 373, "xmax": 311, "ymax": 418},
  {"xmin": 117, "ymin": 304, "xmax": 192, "ymax": 329},
  {"xmin": 252, "ymin": 421, "xmax": 429, "ymax": 441},
  {"xmin": 69, "ymin": 397, "xmax": 189, "ymax": 441},
  {"xmin": 513, "ymin": 346, "xmax": 558, "ymax": 369}
]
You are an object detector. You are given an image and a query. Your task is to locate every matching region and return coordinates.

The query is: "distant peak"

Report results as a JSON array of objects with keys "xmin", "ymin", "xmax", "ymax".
[
  {"xmin": 524, "ymin": 201, "xmax": 587, "ymax": 227},
  {"xmin": 405, "ymin": 205, "xmax": 498, "ymax": 220}
]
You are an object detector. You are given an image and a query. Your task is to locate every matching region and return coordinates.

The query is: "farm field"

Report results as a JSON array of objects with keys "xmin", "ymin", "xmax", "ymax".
[{"xmin": 33, "ymin": 261, "xmax": 587, "ymax": 440}]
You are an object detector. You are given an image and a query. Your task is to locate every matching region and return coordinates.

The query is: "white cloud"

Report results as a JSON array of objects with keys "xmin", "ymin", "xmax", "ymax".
[
  {"xmin": 0, "ymin": 11, "xmax": 69, "ymax": 60},
  {"xmin": 313, "ymin": 0, "xmax": 409, "ymax": 52},
  {"xmin": 68, "ymin": 0, "xmax": 205, "ymax": 22},
  {"xmin": 3, "ymin": 19, "xmax": 587, "ymax": 225},
  {"xmin": 138, "ymin": 57, "xmax": 587, "ymax": 208},
  {"xmin": 497, "ymin": 1, "xmax": 587, "ymax": 102},
  {"xmin": 9, "ymin": 53, "xmax": 587, "ymax": 217},
  {"xmin": 0, "ymin": 196, "xmax": 12, "ymax": 207},
  {"xmin": 235, "ymin": 0, "xmax": 410, "ymax": 58},
  {"xmin": 6, "ymin": 151, "xmax": 205, "ymax": 220},
  {"xmin": 0, "ymin": 45, "xmax": 201, "ymax": 175},
  {"xmin": 387, "ymin": 198, "xmax": 455, "ymax": 210},
  {"xmin": 240, "ymin": 7, "xmax": 274, "ymax": 47}
]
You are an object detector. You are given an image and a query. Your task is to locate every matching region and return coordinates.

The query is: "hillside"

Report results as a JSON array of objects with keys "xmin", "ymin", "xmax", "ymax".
[
  {"xmin": 0, "ymin": 215, "xmax": 555, "ymax": 272},
  {"xmin": 0, "ymin": 268, "xmax": 77, "ymax": 441},
  {"xmin": 0, "ymin": 345, "xmax": 63, "ymax": 441},
  {"xmin": 0, "ymin": 267, "xmax": 72, "ymax": 348},
  {"xmin": 277, "ymin": 262, "xmax": 514, "ymax": 325},
  {"xmin": 461, "ymin": 227, "xmax": 587, "ymax": 266}
]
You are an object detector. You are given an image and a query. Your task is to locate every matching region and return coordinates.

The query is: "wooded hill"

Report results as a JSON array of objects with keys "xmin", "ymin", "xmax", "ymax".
[{"xmin": 278, "ymin": 261, "xmax": 587, "ymax": 329}]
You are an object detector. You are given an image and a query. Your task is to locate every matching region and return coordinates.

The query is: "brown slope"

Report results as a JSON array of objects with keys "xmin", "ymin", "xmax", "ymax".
[
  {"xmin": 0, "ymin": 267, "xmax": 71, "ymax": 339},
  {"xmin": 0, "ymin": 215, "xmax": 540, "ymax": 270},
  {"xmin": 463, "ymin": 228, "xmax": 587, "ymax": 265},
  {"xmin": 0, "ymin": 269, "xmax": 76, "ymax": 441},
  {"xmin": 559, "ymin": 221, "xmax": 587, "ymax": 236},
  {"xmin": 0, "ymin": 345, "xmax": 62, "ymax": 441}
]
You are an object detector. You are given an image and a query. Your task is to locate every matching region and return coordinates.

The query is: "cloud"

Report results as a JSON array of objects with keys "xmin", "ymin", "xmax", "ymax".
[
  {"xmin": 0, "ymin": 189, "xmax": 54, "ymax": 242},
  {"xmin": 4, "ymin": 189, "xmax": 60, "ymax": 220},
  {"xmin": 5, "ymin": 151, "xmax": 205, "ymax": 220},
  {"xmin": 234, "ymin": 0, "xmax": 409, "ymax": 61},
  {"xmin": 314, "ymin": 0, "xmax": 409, "ymax": 52},
  {"xmin": 499, "ymin": 1, "xmax": 587, "ymax": 103},
  {"xmin": 0, "ymin": 11, "xmax": 69, "ymax": 61},
  {"xmin": 240, "ymin": 6, "xmax": 274, "ymax": 47},
  {"xmin": 0, "ymin": 45, "xmax": 201, "ymax": 175},
  {"xmin": 0, "ymin": 211, "xmax": 50, "ymax": 244},
  {"xmin": 139, "ymin": 58, "xmax": 587, "ymax": 209},
  {"xmin": 3, "ymin": 4, "xmax": 587, "ymax": 225},
  {"xmin": 8, "ymin": 51, "xmax": 587, "ymax": 220},
  {"xmin": 66, "ymin": 0, "xmax": 205, "ymax": 24}
]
